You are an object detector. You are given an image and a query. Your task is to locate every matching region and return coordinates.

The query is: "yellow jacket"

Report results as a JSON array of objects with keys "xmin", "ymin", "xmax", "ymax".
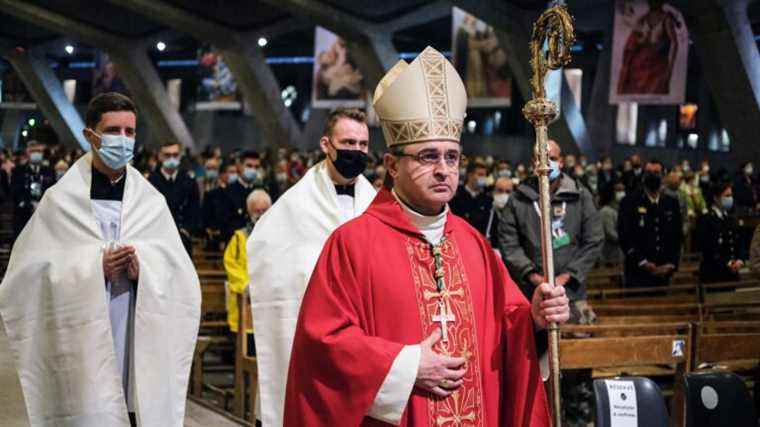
[{"xmin": 224, "ymin": 228, "xmax": 252, "ymax": 333}]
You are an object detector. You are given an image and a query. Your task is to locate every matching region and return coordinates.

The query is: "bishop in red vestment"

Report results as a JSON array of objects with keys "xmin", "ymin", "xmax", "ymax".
[{"xmin": 284, "ymin": 47, "xmax": 569, "ymax": 427}]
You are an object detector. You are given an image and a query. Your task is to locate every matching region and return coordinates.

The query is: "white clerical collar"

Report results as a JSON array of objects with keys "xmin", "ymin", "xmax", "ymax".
[
  {"xmin": 646, "ymin": 191, "xmax": 660, "ymax": 204},
  {"xmin": 161, "ymin": 168, "xmax": 178, "ymax": 182},
  {"xmin": 392, "ymin": 189, "xmax": 448, "ymax": 245}
]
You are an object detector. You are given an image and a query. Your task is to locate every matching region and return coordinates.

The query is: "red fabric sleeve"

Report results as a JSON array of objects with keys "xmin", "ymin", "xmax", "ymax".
[
  {"xmin": 484, "ymin": 234, "xmax": 551, "ymax": 427},
  {"xmin": 284, "ymin": 230, "xmax": 404, "ymax": 427}
]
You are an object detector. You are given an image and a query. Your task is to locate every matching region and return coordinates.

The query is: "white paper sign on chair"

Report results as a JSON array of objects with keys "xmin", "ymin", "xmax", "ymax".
[{"xmin": 605, "ymin": 379, "xmax": 638, "ymax": 427}]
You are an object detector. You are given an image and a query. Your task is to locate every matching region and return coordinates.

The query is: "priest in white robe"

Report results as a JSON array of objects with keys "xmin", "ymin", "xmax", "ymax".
[
  {"xmin": 247, "ymin": 108, "xmax": 376, "ymax": 426},
  {"xmin": 0, "ymin": 92, "xmax": 201, "ymax": 427}
]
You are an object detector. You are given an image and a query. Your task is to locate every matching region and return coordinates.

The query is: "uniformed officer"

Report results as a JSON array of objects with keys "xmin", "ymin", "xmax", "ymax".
[
  {"xmin": 696, "ymin": 181, "xmax": 746, "ymax": 283},
  {"xmin": 450, "ymin": 161, "xmax": 492, "ymax": 235},
  {"xmin": 11, "ymin": 140, "xmax": 55, "ymax": 243},
  {"xmin": 618, "ymin": 159, "xmax": 683, "ymax": 287},
  {"xmin": 148, "ymin": 141, "xmax": 201, "ymax": 256}
]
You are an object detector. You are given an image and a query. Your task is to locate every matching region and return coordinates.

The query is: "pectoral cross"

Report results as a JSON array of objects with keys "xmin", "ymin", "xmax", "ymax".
[{"xmin": 432, "ymin": 300, "xmax": 456, "ymax": 342}]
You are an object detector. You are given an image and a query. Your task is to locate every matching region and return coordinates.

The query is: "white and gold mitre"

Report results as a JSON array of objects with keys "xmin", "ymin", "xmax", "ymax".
[{"xmin": 372, "ymin": 46, "xmax": 467, "ymax": 147}]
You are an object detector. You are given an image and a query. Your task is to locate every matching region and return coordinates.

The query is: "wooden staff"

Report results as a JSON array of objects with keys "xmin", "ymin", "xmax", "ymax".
[{"xmin": 521, "ymin": 4, "xmax": 575, "ymax": 426}]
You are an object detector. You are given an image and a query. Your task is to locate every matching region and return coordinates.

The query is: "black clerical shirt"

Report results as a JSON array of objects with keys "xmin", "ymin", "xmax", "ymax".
[{"xmin": 91, "ymin": 166, "xmax": 125, "ymax": 201}]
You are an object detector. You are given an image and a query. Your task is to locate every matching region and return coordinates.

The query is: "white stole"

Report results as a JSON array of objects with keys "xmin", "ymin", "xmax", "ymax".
[{"xmin": 247, "ymin": 160, "xmax": 376, "ymax": 426}]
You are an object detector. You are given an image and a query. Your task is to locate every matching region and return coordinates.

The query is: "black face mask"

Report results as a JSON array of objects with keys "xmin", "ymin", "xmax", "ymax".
[
  {"xmin": 330, "ymin": 144, "xmax": 368, "ymax": 179},
  {"xmin": 643, "ymin": 172, "xmax": 662, "ymax": 193}
]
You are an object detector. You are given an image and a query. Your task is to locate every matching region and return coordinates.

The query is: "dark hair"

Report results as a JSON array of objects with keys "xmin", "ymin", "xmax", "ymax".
[
  {"xmin": 240, "ymin": 150, "xmax": 260, "ymax": 161},
  {"xmin": 706, "ymin": 180, "xmax": 732, "ymax": 203},
  {"xmin": 322, "ymin": 108, "xmax": 367, "ymax": 138},
  {"xmin": 85, "ymin": 92, "xmax": 137, "ymax": 129},
  {"xmin": 645, "ymin": 159, "xmax": 664, "ymax": 170},
  {"xmin": 467, "ymin": 161, "xmax": 487, "ymax": 175},
  {"xmin": 160, "ymin": 141, "xmax": 181, "ymax": 149}
]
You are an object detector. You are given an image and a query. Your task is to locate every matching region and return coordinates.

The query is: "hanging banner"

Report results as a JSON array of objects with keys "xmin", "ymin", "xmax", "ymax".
[
  {"xmin": 609, "ymin": 0, "xmax": 689, "ymax": 105},
  {"xmin": 92, "ymin": 51, "xmax": 128, "ymax": 97},
  {"xmin": 196, "ymin": 46, "xmax": 242, "ymax": 110},
  {"xmin": 312, "ymin": 27, "xmax": 365, "ymax": 108},
  {"xmin": 451, "ymin": 7, "xmax": 512, "ymax": 108}
]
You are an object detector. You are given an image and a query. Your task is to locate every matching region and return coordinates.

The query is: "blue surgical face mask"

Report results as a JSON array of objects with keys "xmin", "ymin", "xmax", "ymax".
[
  {"xmin": 549, "ymin": 160, "xmax": 561, "ymax": 181},
  {"xmin": 476, "ymin": 176, "xmax": 487, "ymax": 188},
  {"xmin": 29, "ymin": 152, "xmax": 43, "ymax": 164},
  {"xmin": 243, "ymin": 167, "xmax": 259, "ymax": 182},
  {"xmin": 205, "ymin": 169, "xmax": 219, "ymax": 180},
  {"xmin": 95, "ymin": 132, "xmax": 134, "ymax": 170},
  {"xmin": 227, "ymin": 173, "xmax": 239, "ymax": 184},
  {"xmin": 721, "ymin": 196, "xmax": 734, "ymax": 211},
  {"xmin": 162, "ymin": 157, "xmax": 180, "ymax": 170}
]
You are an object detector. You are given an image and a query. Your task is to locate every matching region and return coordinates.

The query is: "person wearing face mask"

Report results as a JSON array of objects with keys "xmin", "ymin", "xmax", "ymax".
[
  {"xmin": 247, "ymin": 108, "xmax": 376, "ymax": 426},
  {"xmin": 199, "ymin": 156, "xmax": 221, "ymax": 202},
  {"xmin": 228, "ymin": 150, "xmax": 280, "ymax": 227},
  {"xmin": 148, "ymin": 141, "xmax": 201, "ymax": 256},
  {"xmin": 733, "ymin": 161, "xmax": 757, "ymax": 215},
  {"xmin": 622, "ymin": 153, "xmax": 644, "ymax": 193},
  {"xmin": 499, "ymin": 140, "xmax": 602, "ymax": 326},
  {"xmin": 0, "ymin": 92, "xmax": 200, "ymax": 427},
  {"xmin": 223, "ymin": 190, "xmax": 271, "ymax": 356},
  {"xmin": 696, "ymin": 181, "xmax": 747, "ymax": 284},
  {"xmin": 10, "ymin": 140, "xmax": 55, "ymax": 242},
  {"xmin": 618, "ymin": 159, "xmax": 683, "ymax": 287},
  {"xmin": 696, "ymin": 181, "xmax": 749, "ymax": 283},
  {"xmin": 486, "ymin": 177, "xmax": 513, "ymax": 254},
  {"xmin": 285, "ymin": 47, "xmax": 566, "ymax": 427},
  {"xmin": 599, "ymin": 183, "xmax": 626, "ymax": 266},
  {"xmin": 203, "ymin": 162, "xmax": 242, "ymax": 251},
  {"xmin": 450, "ymin": 161, "xmax": 492, "ymax": 235},
  {"xmin": 54, "ymin": 159, "xmax": 70, "ymax": 181},
  {"xmin": 495, "ymin": 160, "xmax": 513, "ymax": 179}
]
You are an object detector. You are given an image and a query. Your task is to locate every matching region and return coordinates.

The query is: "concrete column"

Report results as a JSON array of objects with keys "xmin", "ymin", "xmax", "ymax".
[
  {"xmin": 109, "ymin": 0, "xmax": 303, "ymax": 148},
  {"xmin": 585, "ymin": 2, "xmax": 617, "ymax": 157},
  {"xmin": 0, "ymin": 110, "xmax": 23, "ymax": 150},
  {"xmin": 0, "ymin": 0, "xmax": 197, "ymax": 152},
  {"xmin": 688, "ymin": 0, "xmax": 760, "ymax": 163},
  {"xmin": 4, "ymin": 50, "xmax": 88, "ymax": 150},
  {"xmin": 107, "ymin": 46, "xmax": 196, "ymax": 150},
  {"xmin": 455, "ymin": 0, "xmax": 590, "ymax": 157},
  {"xmin": 260, "ymin": 0, "xmax": 401, "ymax": 91}
]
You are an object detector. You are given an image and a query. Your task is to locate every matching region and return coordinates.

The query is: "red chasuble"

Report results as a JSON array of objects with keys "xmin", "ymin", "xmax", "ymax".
[{"xmin": 284, "ymin": 189, "xmax": 549, "ymax": 426}]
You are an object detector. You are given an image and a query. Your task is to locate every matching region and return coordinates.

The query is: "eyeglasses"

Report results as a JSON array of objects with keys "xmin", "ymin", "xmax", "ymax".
[{"xmin": 395, "ymin": 149, "xmax": 461, "ymax": 167}]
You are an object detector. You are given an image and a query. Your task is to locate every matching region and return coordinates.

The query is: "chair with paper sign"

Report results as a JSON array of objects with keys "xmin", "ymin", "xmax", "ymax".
[{"xmin": 593, "ymin": 377, "xmax": 669, "ymax": 427}]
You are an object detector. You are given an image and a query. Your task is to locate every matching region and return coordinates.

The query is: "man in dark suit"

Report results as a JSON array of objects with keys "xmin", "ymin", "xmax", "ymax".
[
  {"xmin": 202, "ymin": 162, "xmax": 240, "ymax": 251},
  {"xmin": 618, "ymin": 159, "xmax": 683, "ymax": 287},
  {"xmin": 450, "ymin": 161, "xmax": 492, "ymax": 236},
  {"xmin": 11, "ymin": 140, "xmax": 55, "ymax": 244},
  {"xmin": 148, "ymin": 141, "xmax": 201, "ymax": 255}
]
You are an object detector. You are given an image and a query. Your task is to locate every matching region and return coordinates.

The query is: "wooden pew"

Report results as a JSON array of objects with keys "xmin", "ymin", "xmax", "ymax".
[
  {"xmin": 190, "ymin": 269, "xmax": 233, "ymax": 403},
  {"xmin": 587, "ymin": 284, "xmax": 699, "ymax": 306},
  {"xmin": 560, "ymin": 323, "xmax": 694, "ymax": 426},
  {"xmin": 234, "ymin": 292, "xmax": 258, "ymax": 424},
  {"xmin": 694, "ymin": 321, "xmax": 760, "ymax": 370}
]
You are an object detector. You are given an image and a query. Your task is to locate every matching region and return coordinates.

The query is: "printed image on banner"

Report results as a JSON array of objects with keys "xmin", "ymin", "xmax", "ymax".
[
  {"xmin": 93, "ymin": 51, "xmax": 128, "ymax": 98},
  {"xmin": 451, "ymin": 7, "xmax": 512, "ymax": 108},
  {"xmin": 610, "ymin": 0, "xmax": 688, "ymax": 105},
  {"xmin": 196, "ymin": 46, "xmax": 242, "ymax": 111},
  {"xmin": 312, "ymin": 27, "xmax": 365, "ymax": 108}
]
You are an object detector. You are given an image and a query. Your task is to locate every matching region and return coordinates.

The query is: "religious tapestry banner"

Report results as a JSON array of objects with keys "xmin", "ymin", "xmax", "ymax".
[
  {"xmin": 196, "ymin": 46, "xmax": 242, "ymax": 111},
  {"xmin": 451, "ymin": 7, "xmax": 512, "ymax": 107},
  {"xmin": 311, "ymin": 26, "xmax": 365, "ymax": 108},
  {"xmin": 609, "ymin": 0, "xmax": 689, "ymax": 105}
]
